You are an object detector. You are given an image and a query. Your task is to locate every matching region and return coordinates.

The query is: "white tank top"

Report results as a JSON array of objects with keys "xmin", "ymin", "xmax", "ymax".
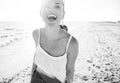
[{"xmin": 33, "ymin": 29, "xmax": 72, "ymax": 83}]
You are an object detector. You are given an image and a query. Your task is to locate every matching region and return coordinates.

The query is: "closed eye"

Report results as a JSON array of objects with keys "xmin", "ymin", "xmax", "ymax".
[{"xmin": 55, "ymin": 5, "xmax": 61, "ymax": 9}]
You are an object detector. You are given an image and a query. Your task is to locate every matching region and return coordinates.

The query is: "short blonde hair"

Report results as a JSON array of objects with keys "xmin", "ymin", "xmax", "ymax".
[{"xmin": 40, "ymin": 0, "xmax": 65, "ymax": 11}]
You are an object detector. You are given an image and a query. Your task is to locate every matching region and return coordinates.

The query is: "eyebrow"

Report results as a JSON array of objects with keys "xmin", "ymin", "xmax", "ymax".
[{"xmin": 55, "ymin": 2, "xmax": 61, "ymax": 5}]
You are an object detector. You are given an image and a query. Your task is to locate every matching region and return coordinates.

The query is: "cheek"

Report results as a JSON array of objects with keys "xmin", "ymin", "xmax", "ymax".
[
  {"xmin": 40, "ymin": 11, "xmax": 47, "ymax": 20},
  {"xmin": 40, "ymin": 9, "xmax": 48, "ymax": 17},
  {"xmin": 58, "ymin": 11, "xmax": 64, "ymax": 19}
]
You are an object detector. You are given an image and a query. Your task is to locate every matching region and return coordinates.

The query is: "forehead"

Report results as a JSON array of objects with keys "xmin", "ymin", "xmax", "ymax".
[{"xmin": 42, "ymin": 0, "xmax": 63, "ymax": 6}]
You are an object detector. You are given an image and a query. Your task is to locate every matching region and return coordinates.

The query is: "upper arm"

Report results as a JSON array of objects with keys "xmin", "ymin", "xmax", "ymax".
[
  {"xmin": 66, "ymin": 36, "xmax": 79, "ymax": 72},
  {"xmin": 32, "ymin": 29, "xmax": 39, "ymax": 47}
]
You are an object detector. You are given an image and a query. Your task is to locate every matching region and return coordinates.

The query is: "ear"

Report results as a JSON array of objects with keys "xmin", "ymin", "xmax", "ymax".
[{"xmin": 62, "ymin": 10, "xmax": 65, "ymax": 19}]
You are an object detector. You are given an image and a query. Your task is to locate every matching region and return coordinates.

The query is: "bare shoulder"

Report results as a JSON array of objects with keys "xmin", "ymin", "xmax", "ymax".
[
  {"xmin": 66, "ymin": 35, "xmax": 79, "ymax": 69},
  {"xmin": 32, "ymin": 29, "xmax": 39, "ymax": 46},
  {"xmin": 70, "ymin": 36, "xmax": 78, "ymax": 46},
  {"xmin": 69, "ymin": 36, "xmax": 79, "ymax": 52},
  {"xmin": 67, "ymin": 36, "xmax": 79, "ymax": 58},
  {"xmin": 63, "ymin": 31, "xmax": 78, "ymax": 48},
  {"xmin": 32, "ymin": 29, "xmax": 39, "ymax": 37},
  {"xmin": 62, "ymin": 29, "xmax": 78, "ymax": 46}
]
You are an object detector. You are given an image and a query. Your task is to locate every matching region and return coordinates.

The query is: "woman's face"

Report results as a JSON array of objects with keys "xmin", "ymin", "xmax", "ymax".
[{"xmin": 40, "ymin": 0, "xmax": 64, "ymax": 25}]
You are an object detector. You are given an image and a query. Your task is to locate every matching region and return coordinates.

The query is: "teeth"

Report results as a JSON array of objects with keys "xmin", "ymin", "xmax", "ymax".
[
  {"xmin": 47, "ymin": 14, "xmax": 57, "ymax": 22},
  {"xmin": 48, "ymin": 15, "xmax": 57, "ymax": 18}
]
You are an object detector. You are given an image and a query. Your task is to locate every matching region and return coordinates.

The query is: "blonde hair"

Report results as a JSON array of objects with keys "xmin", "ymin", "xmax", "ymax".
[{"xmin": 40, "ymin": 0, "xmax": 65, "ymax": 11}]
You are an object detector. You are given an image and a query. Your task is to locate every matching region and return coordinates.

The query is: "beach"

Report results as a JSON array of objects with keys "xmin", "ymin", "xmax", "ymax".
[{"xmin": 0, "ymin": 21, "xmax": 120, "ymax": 83}]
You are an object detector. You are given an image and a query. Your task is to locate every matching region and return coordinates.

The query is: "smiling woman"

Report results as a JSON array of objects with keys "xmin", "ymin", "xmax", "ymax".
[
  {"xmin": 30, "ymin": 0, "xmax": 79, "ymax": 83},
  {"xmin": 40, "ymin": 0, "xmax": 64, "ymax": 25}
]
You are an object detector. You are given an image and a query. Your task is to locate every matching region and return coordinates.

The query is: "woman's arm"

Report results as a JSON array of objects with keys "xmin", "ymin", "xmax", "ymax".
[
  {"xmin": 32, "ymin": 29, "xmax": 39, "ymax": 47},
  {"xmin": 31, "ymin": 62, "xmax": 37, "ymax": 77},
  {"xmin": 31, "ymin": 29, "xmax": 39, "ymax": 76},
  {"xmin": 66, "ymin": 37, "xmax": 79, "ymax": 83}
]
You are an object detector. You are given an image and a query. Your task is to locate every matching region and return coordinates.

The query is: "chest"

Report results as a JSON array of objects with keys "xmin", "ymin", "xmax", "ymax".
[{"xmin": 39, "ymin": 37, "xmax": 68, "ymax": 57}]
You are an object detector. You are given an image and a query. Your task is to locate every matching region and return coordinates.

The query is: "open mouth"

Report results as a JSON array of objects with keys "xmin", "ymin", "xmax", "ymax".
[{"xmin": 47, "ymin": 14, "xmax": 57, "ymax": 22}]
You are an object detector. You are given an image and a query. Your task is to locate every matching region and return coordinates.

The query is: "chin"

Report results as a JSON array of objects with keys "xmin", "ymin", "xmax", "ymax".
[
  {"xmin": 47, "ymin": 21, "xmax": 59, "ymax": 26},
  {"xmin": 44, "ymin": 19, "xmax": 60, "ymax": 25}
]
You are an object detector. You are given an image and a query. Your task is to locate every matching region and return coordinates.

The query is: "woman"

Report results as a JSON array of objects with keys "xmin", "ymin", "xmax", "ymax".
[{"xmin": 31, "ymin": 0, "xmax": 79, "ymax": 83}]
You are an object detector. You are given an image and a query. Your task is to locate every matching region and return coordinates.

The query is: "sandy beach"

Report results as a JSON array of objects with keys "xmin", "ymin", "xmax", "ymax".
[{"xmin": 0, "ymin": 21, "xmax": 120, "ymax": 83}]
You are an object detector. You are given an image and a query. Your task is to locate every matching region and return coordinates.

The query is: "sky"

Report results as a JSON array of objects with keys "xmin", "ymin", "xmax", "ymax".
[{"xmin": 0, "ymin": 0, "xmax": 120, "ymax": 24}]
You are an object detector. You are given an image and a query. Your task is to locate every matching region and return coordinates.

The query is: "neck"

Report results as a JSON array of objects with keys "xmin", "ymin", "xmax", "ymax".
[
  {"xmin": 43, "ymin": 23, "xmax": 61, "ymax": 40},
  {"xmin": 44, "ymin": 23, "xmax": 60, "ymax": 34}
]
